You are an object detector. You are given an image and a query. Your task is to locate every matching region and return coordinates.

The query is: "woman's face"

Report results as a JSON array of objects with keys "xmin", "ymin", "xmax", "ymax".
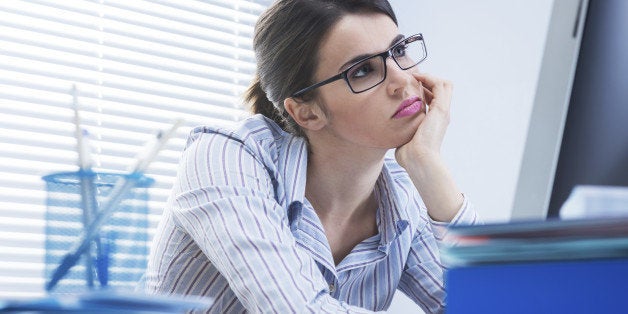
[{"xmin": 311, "ymin": 13, "xmax": 426, "ymax": 150}]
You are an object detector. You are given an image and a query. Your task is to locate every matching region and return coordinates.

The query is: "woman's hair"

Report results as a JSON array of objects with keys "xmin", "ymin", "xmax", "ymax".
[{"xmin": 244, "ymin": 0, "xmax": 397, "ymax": 137}]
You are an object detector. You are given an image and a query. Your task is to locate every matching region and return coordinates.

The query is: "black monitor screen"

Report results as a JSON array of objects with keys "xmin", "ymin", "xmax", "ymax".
[{"xmin": 548, "ymin": 0, "xmax": 628, "ymax": 217}]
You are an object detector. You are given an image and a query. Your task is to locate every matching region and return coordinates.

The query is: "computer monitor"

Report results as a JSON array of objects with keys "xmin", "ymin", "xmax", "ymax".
[
  {"xmin": 547, "ymin": 0, "xmax": 628, "ymax": 217},
  {"xmin": 511, "ymin": 0, "xmax": 628, "ymax": 220}
]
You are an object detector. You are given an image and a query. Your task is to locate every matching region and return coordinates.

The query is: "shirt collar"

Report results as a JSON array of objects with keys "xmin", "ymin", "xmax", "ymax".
[
  {"xmin": 278, "ymin": 135, "xmax": 409, "ymax": 252},
  {"xmin": 276, "ymin": 138, "xmax": 408, "ymax": 214},
  {"xmin": 276, "ymin": 134, "xmax": 308, "ymax": 207},
  {"xmin": 375, "ymin": 160, "xmax": 410, "ymax": 251}
]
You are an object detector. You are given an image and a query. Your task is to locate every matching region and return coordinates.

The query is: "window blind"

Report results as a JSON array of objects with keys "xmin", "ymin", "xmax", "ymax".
[{"xmin": 0, "ymin": 0, "xmax": 271, "ymax": 298}]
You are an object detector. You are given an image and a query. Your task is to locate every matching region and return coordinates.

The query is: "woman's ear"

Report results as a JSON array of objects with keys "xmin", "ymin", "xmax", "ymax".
[{"xmin": 284, "ymin": 97, "xmax": 326, "ymax": 131}]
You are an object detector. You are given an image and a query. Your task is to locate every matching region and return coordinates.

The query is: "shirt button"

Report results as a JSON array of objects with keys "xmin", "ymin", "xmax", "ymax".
[{"xmin": 329, "ymin": 283, "xmax": 336, "ymax": 294}]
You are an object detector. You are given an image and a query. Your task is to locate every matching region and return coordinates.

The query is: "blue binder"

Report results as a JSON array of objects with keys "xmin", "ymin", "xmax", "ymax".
[{"xmin": 446, "ymin": 257, "xmax": 628, "ymax": 314}]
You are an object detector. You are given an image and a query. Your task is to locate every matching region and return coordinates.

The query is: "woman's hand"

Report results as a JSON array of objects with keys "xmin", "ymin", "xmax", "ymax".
[
  {"xmin": 395, "ymin": 73, "xmax": 453, "ymax": 168},
  {"xmin": 395, "ymin": 73, "xmax": 463, "ymax": 222}
]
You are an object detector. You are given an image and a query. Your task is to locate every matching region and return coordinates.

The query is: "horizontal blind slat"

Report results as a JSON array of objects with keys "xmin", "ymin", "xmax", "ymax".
[
  {"xmin": 1, "ymin": 39, "xmax": 255, "ymax": 98},
  {"xmin": 0, "ymin": 25, "xmax": 257, "ymax": 76}
]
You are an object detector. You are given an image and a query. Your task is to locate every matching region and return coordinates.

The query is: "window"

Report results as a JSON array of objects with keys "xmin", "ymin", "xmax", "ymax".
[{"xmin": 0, "ymin": 0, "xmax": 271, "ymax": 297}]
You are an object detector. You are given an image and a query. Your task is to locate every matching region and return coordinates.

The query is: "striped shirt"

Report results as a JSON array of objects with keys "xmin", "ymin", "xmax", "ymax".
[{"xmin": 144, "ymin": 114, "xmax": 479, "ymax": 313}]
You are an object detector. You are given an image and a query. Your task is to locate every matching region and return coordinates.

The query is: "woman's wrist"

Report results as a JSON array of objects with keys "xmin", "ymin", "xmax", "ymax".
[
  {"xmin": 395, "ymin": 146, "xmax": 441, "ymax": 171},
  {"xmin": 396, "ymin": 148, "xmax": 462, "ymax": 222}
]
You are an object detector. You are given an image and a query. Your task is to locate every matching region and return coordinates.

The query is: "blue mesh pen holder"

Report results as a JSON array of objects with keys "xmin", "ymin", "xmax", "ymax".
[{"xmin": 42, "ymin": 171, "xmax": 154, "ymax": 294}]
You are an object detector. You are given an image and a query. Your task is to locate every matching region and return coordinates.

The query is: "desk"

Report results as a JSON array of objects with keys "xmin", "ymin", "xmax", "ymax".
[{"xmin": 0, "ymin": 290, "xmax": 213, "ymax": 313}]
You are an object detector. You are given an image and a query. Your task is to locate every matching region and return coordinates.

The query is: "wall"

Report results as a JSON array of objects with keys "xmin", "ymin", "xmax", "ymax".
[
  {"xmin": 388, "ymin": 0, "xmax": 553, "ymax": 312},
  {"xmin": 391, "ymin": 0, "xmax": 553, "ymax": 223}
]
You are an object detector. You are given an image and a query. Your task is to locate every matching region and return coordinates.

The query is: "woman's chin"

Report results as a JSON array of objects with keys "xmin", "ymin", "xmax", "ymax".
[{"xmin": 398, "ymin": 118, "xmax": 423, "ymax": 145}]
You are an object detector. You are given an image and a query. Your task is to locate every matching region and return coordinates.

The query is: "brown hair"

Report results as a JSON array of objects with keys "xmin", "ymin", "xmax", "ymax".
[{"xmin": 244, "ymin": 0, "xmax": 397, "ymax": 137}]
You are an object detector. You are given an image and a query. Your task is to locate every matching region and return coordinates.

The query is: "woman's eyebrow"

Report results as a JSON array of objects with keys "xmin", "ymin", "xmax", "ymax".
[{"xmin": 338, "ymin": 34, "xmax": 406, "ymax": 71}]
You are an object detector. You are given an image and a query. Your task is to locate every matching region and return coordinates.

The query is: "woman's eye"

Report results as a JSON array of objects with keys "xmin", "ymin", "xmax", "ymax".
[
  {"xmin": 392, "ymin": 45, "xmax": 407, "ymax": 58},
  {"xmin": 349, "ymin": 62, "xmax": 375, "ymax": 79}
]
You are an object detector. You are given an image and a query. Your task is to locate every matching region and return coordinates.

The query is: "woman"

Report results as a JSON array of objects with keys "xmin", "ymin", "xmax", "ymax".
[{"xmin": 145, "ymin": 0, "xmax": 479, "ymax": 313}]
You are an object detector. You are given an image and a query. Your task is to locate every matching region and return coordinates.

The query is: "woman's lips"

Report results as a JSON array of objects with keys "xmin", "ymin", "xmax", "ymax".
[{"xmin": 393, "ymin": 96, "xmax": 423, "ymax": 119}]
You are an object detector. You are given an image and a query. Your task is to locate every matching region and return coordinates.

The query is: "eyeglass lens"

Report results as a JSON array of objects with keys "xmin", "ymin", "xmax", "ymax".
[{"xmin": 346, "ymin": 38, "xmax": 425, "ymax": 93}]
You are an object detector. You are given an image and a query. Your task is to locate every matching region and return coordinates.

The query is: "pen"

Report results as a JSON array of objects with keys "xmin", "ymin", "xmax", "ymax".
[
  {"xmin": 72, "ymin": 84, "xmax": 98, "ymax": 289},
  {"xmin": 46, "ymin": 119, "xmax": 184, "ymax": 291}
]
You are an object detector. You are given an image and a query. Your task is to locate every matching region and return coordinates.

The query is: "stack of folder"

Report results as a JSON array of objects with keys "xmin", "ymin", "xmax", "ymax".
[
  {"xmin": 441, "ymin": 216, "xmax": 628, "ymax": 267},
  {"xmin": 442, "ymin": 216, "xmax": 628, "ymax": 314}
]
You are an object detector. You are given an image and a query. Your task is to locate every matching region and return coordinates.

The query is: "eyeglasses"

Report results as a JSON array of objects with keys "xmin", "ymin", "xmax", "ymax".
[{"xmin": 291, "ymin": 33, "xmax": 427, "ymax": 98}]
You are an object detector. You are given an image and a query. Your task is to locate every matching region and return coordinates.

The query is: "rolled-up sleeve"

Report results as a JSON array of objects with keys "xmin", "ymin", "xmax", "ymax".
[
  {"xmin": 429, "ymin": 194, "xmax": 480, "ymax": 242},
  {"xmin": 169, "ymin": 131, "xmax": 378, "ymax": 313}
]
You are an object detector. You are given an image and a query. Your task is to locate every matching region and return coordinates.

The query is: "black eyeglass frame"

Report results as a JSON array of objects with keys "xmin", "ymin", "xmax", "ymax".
[{"xmin": 291, "ymin": 33, "xmax": 426, "ymax": 98}]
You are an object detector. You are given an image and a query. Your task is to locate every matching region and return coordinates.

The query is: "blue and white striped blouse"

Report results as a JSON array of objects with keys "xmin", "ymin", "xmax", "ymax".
[{"xmin": 144, "ymin": 114, "xmax": 479, "ymax": 313}]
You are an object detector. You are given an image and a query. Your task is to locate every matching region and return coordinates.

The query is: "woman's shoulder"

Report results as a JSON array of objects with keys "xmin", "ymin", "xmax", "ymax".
[
  {"xmin": 187, "ymin": 114, "xmax": 287, "ymax": 146},
  {"xmin": 181, "ymin": 114, "xmax": 301, "ymax": 170}
]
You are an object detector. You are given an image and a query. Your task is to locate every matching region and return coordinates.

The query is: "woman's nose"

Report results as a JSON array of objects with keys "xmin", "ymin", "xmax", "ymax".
[{"xmin": 385, "ymin": 58, "xmax": 415, "ymax": 95}]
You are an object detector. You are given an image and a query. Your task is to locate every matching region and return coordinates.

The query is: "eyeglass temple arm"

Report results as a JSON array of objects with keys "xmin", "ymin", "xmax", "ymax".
[{"xmin": 292, "ymin": 73, "xmax": 344, "ymax": 98}]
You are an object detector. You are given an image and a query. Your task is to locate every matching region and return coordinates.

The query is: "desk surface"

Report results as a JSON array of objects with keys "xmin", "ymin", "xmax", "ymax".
[{"xmin": 0, "ymin": 289, "xmax": 213, "ymax": 313}]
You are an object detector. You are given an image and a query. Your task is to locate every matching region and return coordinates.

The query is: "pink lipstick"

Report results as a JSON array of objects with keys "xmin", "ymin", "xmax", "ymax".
[{"xmin": 393, "ymin": 96, "xmax": 423, "ymax": 119}]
